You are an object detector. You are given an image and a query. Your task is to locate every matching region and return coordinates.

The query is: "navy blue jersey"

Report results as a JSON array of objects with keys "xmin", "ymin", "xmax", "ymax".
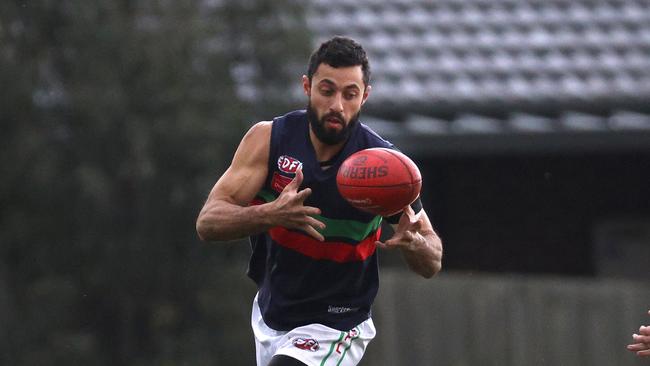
[{"xmin": 248, "ymin": 110, "xmax": 394, "ymax": 331}]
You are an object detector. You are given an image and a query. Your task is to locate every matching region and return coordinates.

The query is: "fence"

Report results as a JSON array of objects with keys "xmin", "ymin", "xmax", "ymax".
[{"xmin": 364, "ymin": 270, "xmax": 650, "ymax": 366}]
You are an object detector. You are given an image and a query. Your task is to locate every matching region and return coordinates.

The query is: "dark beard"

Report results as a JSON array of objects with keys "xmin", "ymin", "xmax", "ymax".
[{"xmin": 306, "ymin": 103, "xmax": 359, "ymax": 146}]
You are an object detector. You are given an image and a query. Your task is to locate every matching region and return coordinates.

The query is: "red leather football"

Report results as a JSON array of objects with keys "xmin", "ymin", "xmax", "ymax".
[{"xmin": 336, "ymin": 148, "xmax": 422, "ymax": 216}]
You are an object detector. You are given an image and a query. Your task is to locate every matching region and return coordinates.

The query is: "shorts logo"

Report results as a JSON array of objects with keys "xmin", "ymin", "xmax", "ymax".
[
  {"xmin": 292, "ymin": 338, "xmax": 320, "ymax": 352},
  {"xmin": 277, "ymin": 155, "xmax": 303, "ymax": 173},
  {"xmin": 335, "ymin": 328, "xmax": 361, "ymax": 354}
]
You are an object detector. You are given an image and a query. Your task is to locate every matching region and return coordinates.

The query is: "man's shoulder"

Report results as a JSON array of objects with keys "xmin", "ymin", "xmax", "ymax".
[
  {"xmin": 357, "ymin": 121, "xmax": 394, "ymax": 149},
  {"xmin": 245, "ymin": 121, "xmax": 273, "ymax": 140},
  {"xmin": 269, "ymin": 110, "xmax": 308, "ymax": 140},
  {"xmin": 247, "ymin": 110, "xmax": 306, "ymax": 137},
  {"xmin": 273, "ymin": 109, "xmax": 307, "ymax": 124}
]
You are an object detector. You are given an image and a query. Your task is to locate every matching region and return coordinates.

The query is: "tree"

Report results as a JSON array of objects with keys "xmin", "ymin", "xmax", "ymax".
[{"xmin": 0, "ymin": 1, "xmax": 310, "ymax": 364}]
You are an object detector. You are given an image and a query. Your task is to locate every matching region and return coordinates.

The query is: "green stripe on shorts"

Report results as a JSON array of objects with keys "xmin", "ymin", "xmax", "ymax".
[
  {"xmin": 320, "ymin": 332, "xmax": 345, "ymax": 366},
  {"xmin": 336, "ymin": 327, "xmax": 361, "ymax": 366}
]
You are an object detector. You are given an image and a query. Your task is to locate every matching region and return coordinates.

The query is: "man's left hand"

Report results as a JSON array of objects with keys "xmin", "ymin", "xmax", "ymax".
[{"xmin": 375, "ymin": 205, "xmax": 425, "ymax": 251}]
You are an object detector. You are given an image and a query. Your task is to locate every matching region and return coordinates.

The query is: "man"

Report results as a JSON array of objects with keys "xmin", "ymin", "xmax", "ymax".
[
  {"xmin": 196, "ymin": 36, "xmax": 442, "ymax": 366},
  {"xmin": 627, "ymin": 310, "xmax": 650, "ymax": 358}
]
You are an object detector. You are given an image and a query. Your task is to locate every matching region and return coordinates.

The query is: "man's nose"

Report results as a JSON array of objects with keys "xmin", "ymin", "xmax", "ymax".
[{"xmin": 329, "ymin": 94, "xmax": 343, "ymax": 113}]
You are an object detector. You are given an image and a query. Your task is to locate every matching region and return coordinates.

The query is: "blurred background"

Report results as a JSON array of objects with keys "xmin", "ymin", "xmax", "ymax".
[{"xmin": 1, "ymin": 0, "xmax": 649, "ymax": 365}]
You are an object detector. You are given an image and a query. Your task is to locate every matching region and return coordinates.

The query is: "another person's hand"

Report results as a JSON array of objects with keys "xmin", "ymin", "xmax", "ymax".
[
  {"xmin": 627, "ymin": 310, "xmax": 650, "ymax": 358},
  {"xmin": 268, "ymin": 168, "xmax": 326, "ymax": 241}
]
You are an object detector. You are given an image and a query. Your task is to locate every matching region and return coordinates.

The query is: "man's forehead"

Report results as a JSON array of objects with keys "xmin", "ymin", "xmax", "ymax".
[{"xmin": 313, "ymin": 63, "xmax": 364, "ymax": 89}]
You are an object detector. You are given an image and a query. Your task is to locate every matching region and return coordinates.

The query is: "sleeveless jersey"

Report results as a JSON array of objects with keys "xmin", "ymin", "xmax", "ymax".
[{"xmin": 248, "ymin": 110, "xmax": 394, "ymax": 331}]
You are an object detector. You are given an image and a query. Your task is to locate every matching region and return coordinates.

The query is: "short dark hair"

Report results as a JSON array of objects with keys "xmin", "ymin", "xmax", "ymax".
[{"xmin": 307, "ymin": 36, "xmax": 370, "ymax": 86}]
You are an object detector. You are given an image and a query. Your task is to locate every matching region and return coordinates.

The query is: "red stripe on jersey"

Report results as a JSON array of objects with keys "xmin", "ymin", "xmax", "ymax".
[{"xmin": 269, "ymin": 226, "xmax": 380, "ymax": 263}]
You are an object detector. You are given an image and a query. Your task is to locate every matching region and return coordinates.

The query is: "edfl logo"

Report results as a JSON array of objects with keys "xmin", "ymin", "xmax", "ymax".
[{"xmin": 277, "ymin": 155, "xmax": 303, "ymax": 173}]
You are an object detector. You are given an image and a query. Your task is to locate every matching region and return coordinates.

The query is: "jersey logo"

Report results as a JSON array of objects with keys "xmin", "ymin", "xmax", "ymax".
[
  {"xmin": 292, "ymin": 338, "xmax": 320, "ymax": 352},
  {"xmin": 328, "ymin": 305, "xmax": 358, "ymax": 314},
  {"xmin": 277, "ymin": 155, "xmax": 303, "ymax": 173}
]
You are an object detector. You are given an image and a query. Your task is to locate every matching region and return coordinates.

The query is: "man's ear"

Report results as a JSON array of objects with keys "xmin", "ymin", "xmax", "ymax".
[
  {"xmin": 361, "ymin": 85, "xmax": 372, "ymax": 105},
  {"xmin": 302, "ymin": 75, "xmax": 311, "ymax": 96}
]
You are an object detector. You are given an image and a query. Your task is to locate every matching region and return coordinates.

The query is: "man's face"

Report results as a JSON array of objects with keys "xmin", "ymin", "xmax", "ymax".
[{"xmin": 303, "ymin": 63, "xmax": 370, "ymax": 145}]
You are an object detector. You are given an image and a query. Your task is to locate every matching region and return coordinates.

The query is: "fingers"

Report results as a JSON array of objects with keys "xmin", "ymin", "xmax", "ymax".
[
  {"xmin": 375, "ymin": 240, "xmax": 391, "ymax": 250},
  {"xmin": 284, "ymin": 168, "xmax": 304, "ymax": 192},
  {"xmin": 384, "ymin": 235, "xmax": 413, "ymax": 248},
  {"xmin": 282, "ymin": 169, "xmax": 313, "ymax": 205},
  {"xmin": 381, "ymin": 237, "xmax": 402, "ymax": 248},
  {"xmin": 403, "ymin": 205, "xmax": 418, "ymax": 224},
  {"xmin": 628, "ymin": 312, "xmax": 650, "ymax": 357},
  {"xmin": 394, "ymin": 210, "xmax": 410, "ymax": 234},
  {"xmin": 628, "ymin": 342, "xmax": 650, "ymax": 357},
  {"xmin": 395, "ymin": 206, "xmax": 422, "ymax": 233},
  {"xmin": 283, "ymin": 215, "xmax": 324, "ymax": 241},
  {"xmin": 628, "ymin": 328, "xmax": 650, "ymax": 357},
  {"xmin": 411, "ymin": 216, "xmax": 422, "ymax": 231},
  {"xmin": 303, "ymin": 224, "xmax": 325, "ymax": 242},
  {"xmin": 305, "ymin": 215, "xmax": 326, "ymax": 231},
  {"xmin": 375, "ymin": 230, "xmax": 416, "ymax": 250},
  {"xmin": 628, "ymin": 343, "xmax": 648, "ymax": 351},
  {"xmin": 302, "ymin": 205, "xmax": 321, "ymax": 216},
  {"xmin": 638, "ymin": 348, "xmax": 650, "ymax": 357},
  {"xmin": 296, "ymin": 187, "xmax": 313, "ymax": 203},
  {"xmin": 276, "ymin": 170, "xmax": 326, "ymax": 241},
  {"xmin": 633, "ymin": 333, "xmax": 650, "ymax": 343},
  {"xmin": 278, "ymin": 212, "xmax": 324, "ymax": 241},
  {"xmin": 284, "ymin": 209, "xmax": 325, "ymax": 240}
]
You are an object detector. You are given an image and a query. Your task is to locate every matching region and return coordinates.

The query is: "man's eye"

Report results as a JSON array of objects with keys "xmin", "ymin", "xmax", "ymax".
[
  {"xmin": 320, "ymin": 89, "xmax": 334, "ymax": 96},
  {"xmin": 344, "ymin": 93, "xmax": 358, "ymax": 100}
]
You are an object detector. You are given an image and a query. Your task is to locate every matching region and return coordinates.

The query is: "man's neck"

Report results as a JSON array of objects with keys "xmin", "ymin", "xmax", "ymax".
[{"xmin": 308, "ymin": 128, "xmax": 346, "ymax": 163}]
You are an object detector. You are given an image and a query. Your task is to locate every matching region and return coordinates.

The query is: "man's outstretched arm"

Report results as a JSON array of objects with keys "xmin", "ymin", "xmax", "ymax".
[{"xmin": 196, "ymin": 122, "xmax": 325, "ymax": 242}]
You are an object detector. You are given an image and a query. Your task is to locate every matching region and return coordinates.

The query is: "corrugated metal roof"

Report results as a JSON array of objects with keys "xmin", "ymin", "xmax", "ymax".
[
  {"xmin": 304, "ymin": 0, "xmax": 650, "ymax": 152},
  {"xmin": 306, "ymin": 0, "xmax": 650, "ymax": 107}
]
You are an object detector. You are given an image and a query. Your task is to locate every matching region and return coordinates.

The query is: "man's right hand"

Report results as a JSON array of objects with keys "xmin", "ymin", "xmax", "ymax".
[
  {"xmin": 268, "ymin": 168, "xmax": 326, "ymax": 241},
  {"xmin": 196, "ymin": 122, "xmax": 326, "ymax": 242}
]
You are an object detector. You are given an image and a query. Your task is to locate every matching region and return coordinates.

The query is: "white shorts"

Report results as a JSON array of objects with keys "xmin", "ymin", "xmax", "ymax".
[{"xmin": 251, "ymin": 294, "xmax": 376, "ymax": 366}]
